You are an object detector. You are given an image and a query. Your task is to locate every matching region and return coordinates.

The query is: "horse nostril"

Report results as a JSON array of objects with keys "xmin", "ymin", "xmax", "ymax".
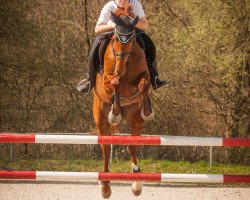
[{"xmin": 115, "ymin": 68, "xmax": 121, "ymax": 76}]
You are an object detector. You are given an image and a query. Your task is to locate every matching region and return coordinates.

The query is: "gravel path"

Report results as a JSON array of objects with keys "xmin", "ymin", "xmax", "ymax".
[{"xmin": 0, "ymin": 181, "xmax": 249, "ymax": 200}]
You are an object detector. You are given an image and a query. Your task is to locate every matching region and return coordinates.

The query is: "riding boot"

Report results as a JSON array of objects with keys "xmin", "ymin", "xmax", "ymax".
[
  {"xmin": 77, "ymin": 71, "xmax": 96, "ymax": 93},
  {"xmin": 77, "ymin": 46, "xmax": 98, "ymax": 93},
  {"xmin": 77, "ymin": 36, "xmax": 102, "ymax": 93},
  {"xmin": 136, "ymin": 31, "xmax": 168, "ymax": 90},
  {"xmin": 77, "ymin": 33, "xmax": 112, "ymax": 93}
]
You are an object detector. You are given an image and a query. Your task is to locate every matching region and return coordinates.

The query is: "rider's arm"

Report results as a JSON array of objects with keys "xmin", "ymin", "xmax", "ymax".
[
  {"xmin": 95, "ymin": 16, "xmax": 147, "ymax": 34},
  {"xmin": 95, "ymin": 21, "xmax": 115, "ymax": 34},
  {"xmin": 133, "ymin": 1, "xmax": 148, "ymax": 31},
  {"xmin": 94, "ymin": 1, "xmax": 148, "ymax": 34},
  {"xmin": 95, "ymin": 2, "xmax": 115, "ymax": 34}
]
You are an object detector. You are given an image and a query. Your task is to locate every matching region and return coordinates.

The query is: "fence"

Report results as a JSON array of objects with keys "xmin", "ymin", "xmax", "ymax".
[
  {"xmin": 1, "ymin": 133, "xmax": 249, "ymax": 146},
  {"xmin": 1, "ymin": 133, "xmax": 249, "ymax": 183}
]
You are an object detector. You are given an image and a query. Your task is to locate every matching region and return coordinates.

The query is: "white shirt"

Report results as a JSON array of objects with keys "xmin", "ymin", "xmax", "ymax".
[{"xmin": 98, "ymin": 0, "xmax": 145, "ymax": 24}]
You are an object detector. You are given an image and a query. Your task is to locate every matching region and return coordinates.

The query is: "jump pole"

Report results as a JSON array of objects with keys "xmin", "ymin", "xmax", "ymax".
[
  {"xmin": 1, "ymin": 133, "xmax": 250, "ymax": 146},
  {"xmin": 0, "ymin": 171, "xmax": 250, "ymax": 183}
]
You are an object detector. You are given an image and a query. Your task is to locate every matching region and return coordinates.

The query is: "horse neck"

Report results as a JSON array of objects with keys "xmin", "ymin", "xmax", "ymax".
[
  {"xmin": 100, "ymin": 41, "xmax": 149, "ymax": 99},
  {"xmin": 105, "ymin": 41, "xmax": 148, "ymax": 79},
  {"xmin": 104, "ymin": 38, "xmax": 147, "ymax": 72}
]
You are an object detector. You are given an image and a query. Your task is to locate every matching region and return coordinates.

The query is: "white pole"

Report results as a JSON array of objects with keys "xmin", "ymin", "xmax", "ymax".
[
  {"xmin": 209, "ymin": 146, "xmax": 213, "ymax": 168},
  {"xmin": 9, "ymin": 144, "xmax": 13, "ymax": 161},
  {"xmin": 110, "ymin": 144, "xmax": 113, "ymax": 165}
]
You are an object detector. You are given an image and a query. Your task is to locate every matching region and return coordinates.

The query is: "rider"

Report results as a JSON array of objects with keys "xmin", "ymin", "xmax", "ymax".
[{"xmin": 78, "ymin": 0, "xmax": 167, "ymax": 93}]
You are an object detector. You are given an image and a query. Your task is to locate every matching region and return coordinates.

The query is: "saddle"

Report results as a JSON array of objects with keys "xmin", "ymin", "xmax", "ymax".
[{"xmin": 98, "ymin": 33, "xmax": 113, "ymax": 72}]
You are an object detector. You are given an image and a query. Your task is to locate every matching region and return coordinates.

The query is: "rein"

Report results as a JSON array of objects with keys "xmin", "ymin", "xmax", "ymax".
[{"xmin": 107, "ymin": 29, "xmax": 140, "ymax": 103}]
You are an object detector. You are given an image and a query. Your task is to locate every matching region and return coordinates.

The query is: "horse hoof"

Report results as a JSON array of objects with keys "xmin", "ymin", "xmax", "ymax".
[
  {"xmin": 101, "ymin": 185, "xmax": 111, "ymax": 199},
  {"xmin": 131, "ymin": 181, "xmax": 142, "ymax": 196},
  {"xmin": 141, "ymin": 107, "xmax": 155, "ymax": 121},
  {"xmin": 102, "ymin": 191, "xmax": 112, "ymax": 199},
  {"xmin": 108, "ymin": 111, "xmax": 122, "ymax": 125},
  {"xmin": 131, "ymin": 188, "xmax": 142, "ymax": 196}
]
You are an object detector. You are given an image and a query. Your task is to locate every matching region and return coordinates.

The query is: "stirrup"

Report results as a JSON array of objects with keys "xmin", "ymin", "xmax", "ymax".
[
  {"xmin": 77, "ymin": 79, "xmax": 92, "ymax": 93},
  {"xmin": 153, "ymin": 76, "xmax": 168, "ymax": 90}
]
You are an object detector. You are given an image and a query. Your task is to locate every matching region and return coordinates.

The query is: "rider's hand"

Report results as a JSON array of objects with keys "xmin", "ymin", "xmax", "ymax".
[{"xmin": 107, "ymin": 20, "xmax": 116, "ymax": 29}]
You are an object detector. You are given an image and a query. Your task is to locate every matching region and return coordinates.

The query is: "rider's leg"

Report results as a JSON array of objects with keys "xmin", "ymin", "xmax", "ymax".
[
  {"xmin": 136, "ymin": 31, "xmax": 168, "ymax": 90},
  {"xmin": 78, "ymin": 34, "xmax": 106, "ymax": 93},
  {"xmin": 77, "ymin": 36, "xmax": 100, "ymax": 93}
]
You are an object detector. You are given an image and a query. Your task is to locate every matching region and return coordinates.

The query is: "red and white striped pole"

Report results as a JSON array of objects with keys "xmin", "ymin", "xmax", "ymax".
[
  {"xmin": 0, "ymin": 171, "xmax": 249, "ymax": 183},
  {"xmin": 0, "ymin": 133, "xmax": 250, "ymax": 146}
]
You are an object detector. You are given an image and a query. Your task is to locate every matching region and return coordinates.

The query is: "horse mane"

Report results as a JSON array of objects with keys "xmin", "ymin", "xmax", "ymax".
[{"xmin": 114, "ymin": 3, "xmax": 135, "ymax": 18}]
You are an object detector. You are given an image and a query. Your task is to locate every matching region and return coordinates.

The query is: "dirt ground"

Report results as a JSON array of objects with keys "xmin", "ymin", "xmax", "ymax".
[{"xmin": 0, "ymin": 181, "xmax": 249, "ymax": 200}]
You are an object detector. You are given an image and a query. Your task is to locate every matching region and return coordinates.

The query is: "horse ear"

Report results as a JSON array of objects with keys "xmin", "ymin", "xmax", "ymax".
[
  {"xmin": 131, "ymin": 16, "xmax": 139, "ymax": 27},
  {"xmin": 111, "ymin": 12, "xmax": 125, "ymax": 26}
]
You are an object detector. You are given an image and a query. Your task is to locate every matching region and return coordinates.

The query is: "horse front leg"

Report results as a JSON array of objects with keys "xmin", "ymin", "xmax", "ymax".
[
  {"xmin": 138, "ymin": 71, "xmax": 150, "ymax": 100},
  {"xmin": 138, "ymin": 72, "xmax": 154, "ymax": 121},
  {"xmin": 141, "ymin": 97, "xmax": 155, "ymax": 121},
  {"xmin": 129, "ymin": 121, "xmax": 144, "ymax": 196},
  {"xmin": 108, "ymin": 76, "xmax": 122, "ymax": 125}
]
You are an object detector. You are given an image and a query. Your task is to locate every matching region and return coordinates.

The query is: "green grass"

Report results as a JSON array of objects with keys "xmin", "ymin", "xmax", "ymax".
[{"xmin": 0, "ymin": 158, "xmax": 249, "ymax": 175}]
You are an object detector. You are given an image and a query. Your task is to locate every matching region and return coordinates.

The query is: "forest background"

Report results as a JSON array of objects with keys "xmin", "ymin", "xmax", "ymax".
[{"xmin": 0, "ymin": 0, "xmax": 249, "ymax": 164}]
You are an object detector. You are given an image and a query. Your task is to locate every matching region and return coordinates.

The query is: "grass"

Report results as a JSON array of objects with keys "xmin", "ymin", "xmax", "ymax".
[{"xmin": 0, "ymin": 158, "xmax": 249, "ymax": 175}]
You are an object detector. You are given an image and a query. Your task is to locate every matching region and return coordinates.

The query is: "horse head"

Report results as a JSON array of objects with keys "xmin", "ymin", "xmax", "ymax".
[{"xmin": 110, "ymin": 12, "xmax": 139, "ymax": 79}]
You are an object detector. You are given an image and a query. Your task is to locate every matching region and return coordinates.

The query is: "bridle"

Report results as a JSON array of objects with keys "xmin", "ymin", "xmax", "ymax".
[
  {"xmin": 112, "ymin": 28, "xmax": 136, "ymax": 59},
  {"xmin": 112, "ymin": 28, "xmax": 136, "ymax": 76}
]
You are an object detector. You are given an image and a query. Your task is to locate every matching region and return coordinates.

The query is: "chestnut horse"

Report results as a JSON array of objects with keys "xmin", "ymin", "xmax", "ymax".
[{"xmin": 93, "ymin": 7, "xmax": 154, "ymax": 199}]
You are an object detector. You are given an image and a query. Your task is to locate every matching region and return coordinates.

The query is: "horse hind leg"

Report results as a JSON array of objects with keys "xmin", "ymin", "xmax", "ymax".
[
  {"xmin": 131, "ymin": 160, "xmax": 142, "ymax": 196},
  {"xmin": 99, "ymin": 125, "xmax": 113, "ymax": 199},
  {"xmin": 93, "ymin": 88, "xmax": 113, "ymax": 198},
  {"xmin": 100, "ymin": 123, "xmax": 119, "ymax": 198},
  {"xmin": 96, "ymin": 125, "xmax": 111, "ymax": 198},
  {"xmin": 100, "ymin": 143, "xmax": 112, "ymax": 198},
  {"xmin": 128, "ymin": 122, "xmax": 143, "ymax": 196}
]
